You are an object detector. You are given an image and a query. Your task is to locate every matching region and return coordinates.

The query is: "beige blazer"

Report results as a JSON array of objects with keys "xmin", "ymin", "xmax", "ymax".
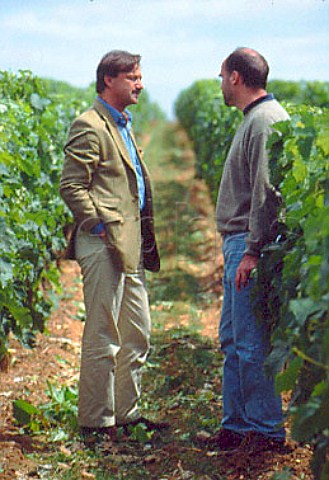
[{"xmin": 60, "ymin": 99, "xmax": 160, "ymax": 273}]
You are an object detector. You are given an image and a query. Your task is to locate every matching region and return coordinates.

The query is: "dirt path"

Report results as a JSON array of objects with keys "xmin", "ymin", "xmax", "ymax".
[{"xmin": 0, "ymin": 122, "xmax": 314, "ymax": 480}]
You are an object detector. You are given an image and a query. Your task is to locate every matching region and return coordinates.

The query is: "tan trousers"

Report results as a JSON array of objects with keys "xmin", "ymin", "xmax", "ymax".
[{"xmin": 75, "ymin": 230, "xmax": 151, "ymax": 428}]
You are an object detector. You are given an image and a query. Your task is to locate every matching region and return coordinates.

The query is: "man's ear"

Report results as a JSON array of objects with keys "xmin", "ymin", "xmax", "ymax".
[
  {"xmin": 230, "ymin": 70, "xmax": 240, "ymax": 85},
  {"xmin": 104, "ymin": 75, "xmax": 113, "ymax": 88}
]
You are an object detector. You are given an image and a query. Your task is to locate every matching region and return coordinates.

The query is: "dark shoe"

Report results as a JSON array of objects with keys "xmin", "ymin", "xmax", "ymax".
[
  {"xmin": 240, "ymin": 431, "xmax": 289, "ymax": 453},
  {"xmin": 80, "ymin": 426, "xmax": 118, "ymax": 446},
  {"xmin": 199, "ymin": 428, "xmax": 244, "ymax": 450},
  {"xmin": 120, "ymin": 416, "xmax": 169, "ymax": 434}
]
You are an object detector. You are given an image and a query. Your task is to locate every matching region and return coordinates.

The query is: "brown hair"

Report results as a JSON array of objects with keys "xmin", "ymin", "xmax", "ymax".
[
  {"xmin": 225, "ymin": 48, "xmax": 269, "ymax": 89},
  {"xmin": 96, "ymin": 50, "xmax": 141, "ymax": 93}
]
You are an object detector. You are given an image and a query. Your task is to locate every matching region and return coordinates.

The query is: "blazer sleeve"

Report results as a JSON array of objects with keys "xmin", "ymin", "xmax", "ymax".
[{"xmin": 60, "ymin": 118, "xmax": 102, "ymax": 232}]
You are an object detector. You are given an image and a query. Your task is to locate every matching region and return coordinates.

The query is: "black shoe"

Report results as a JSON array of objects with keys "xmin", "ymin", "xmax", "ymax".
[
  {"xmin": 80, "ymin": 426, "xmax": 118, "ymax": 446},
  {"xmin": 240, "ymin": 432, "xmax": 290, "ymax": 453},
  {"xmin": 120, "ymin": 416, "xmax": 169, "ymax": 434},
  {"xmin": 198, "ymin": 428, "xmax": 244, "ymax": 450}
]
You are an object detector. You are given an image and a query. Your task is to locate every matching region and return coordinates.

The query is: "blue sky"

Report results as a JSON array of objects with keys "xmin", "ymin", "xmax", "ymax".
[{"xmin": 1, "ymin": 0, "xmax": 328, "ymax": 117}]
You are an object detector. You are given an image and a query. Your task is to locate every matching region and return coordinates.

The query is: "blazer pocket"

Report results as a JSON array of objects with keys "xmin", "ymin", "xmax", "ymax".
[
  {"xmin": 102, "ymin": 209, "xmax": 123, "ymax": 251},
  {"xmin": 96, "ymin": 197, "xmax": 121, "ymax": 208},
  {"xmin": 96, "ymin": 198, "xmax": 123, "ymax": 224},
  {"xmin": 101, "ymin": 209, "xmax": 124, "ymax": 225}
]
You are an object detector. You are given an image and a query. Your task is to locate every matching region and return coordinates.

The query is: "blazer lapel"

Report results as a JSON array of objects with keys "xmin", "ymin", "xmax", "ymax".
[{"xmin": 93, "ymin": 100, "xmax": 135, "ymax": 171}]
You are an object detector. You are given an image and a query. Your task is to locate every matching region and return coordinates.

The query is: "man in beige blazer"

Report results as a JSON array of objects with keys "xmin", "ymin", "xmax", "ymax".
[{"xmin": 60, "ymin": 50, "xmax": 165, "ymax": 444}]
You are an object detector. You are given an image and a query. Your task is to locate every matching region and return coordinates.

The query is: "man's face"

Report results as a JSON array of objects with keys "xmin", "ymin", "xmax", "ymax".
[
  {"xmin": 108, "ymin": 64, "xmax": 144, "ymax": 110},
  {"xmin": 219, "ymin": 62, "xmax": 234, "ymax": 107}
]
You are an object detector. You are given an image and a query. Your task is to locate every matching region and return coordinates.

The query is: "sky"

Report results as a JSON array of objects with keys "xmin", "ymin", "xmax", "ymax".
[{"xmin": 0, "ymin": 0, "xmax": 328, "ymax": 118}]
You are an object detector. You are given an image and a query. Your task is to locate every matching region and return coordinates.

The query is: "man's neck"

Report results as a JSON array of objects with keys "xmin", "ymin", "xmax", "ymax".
[
  {"xmin": 99, "ymin": 92, "xmax": 125, "ymax": 113},
  {"xmin": 235, "ymin": 88, "xmax": 267, "ymax": 112}
]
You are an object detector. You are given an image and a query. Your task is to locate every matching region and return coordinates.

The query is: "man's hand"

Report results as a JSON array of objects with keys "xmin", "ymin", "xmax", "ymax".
[
  {"xmin": 235, "ymin": 254, "xmax": 259, "ymax": 291},
  {"xmin": 99, "ymin": 230, "xmax": 107, "ymax": 240},
  {"xmin": 91, "ymin": 222, "xmax": 106, "ymax": 239}
]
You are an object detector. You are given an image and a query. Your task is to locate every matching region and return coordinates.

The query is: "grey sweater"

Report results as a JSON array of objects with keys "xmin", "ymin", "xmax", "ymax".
[{"xmin": 216, "ymin": 98, "xmax": 289, "ymax": 256}]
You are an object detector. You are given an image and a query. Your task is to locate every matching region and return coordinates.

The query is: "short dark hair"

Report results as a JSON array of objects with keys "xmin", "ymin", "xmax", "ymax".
[
  {"xmin": 225, "ymin": 48, "xmax": 269, "ymax": 89},
  {"xmin": 96, "ymin": 50, "xmax": 141, "ymax": 93}
]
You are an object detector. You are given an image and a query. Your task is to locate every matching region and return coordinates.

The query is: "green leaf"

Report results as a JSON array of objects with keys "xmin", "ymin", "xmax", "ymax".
[
  {"xmin": 0, "ymin": 257, "xmax": 13, "ymax": 287},
  {"xmin": 270, "ymin": 467, "xmax": 293, "ymax": 480},
  {"xmin": 30, "ymin": 93, "xmax": 50, "ymax": 111},
  {"xmin": 13, "ymin": 399, "xmax": 41, "ymax": 426},
  {"xmin": 127, "ymin": 422, "xmax": 154, "ymax": 443},
  {"xmin": 292, "ymin": 393, "xmax": 329, "ymax": 442},
  {"xmin": 316, "ymin": 111, "xmax": 329, "ymax": 155},
  {"xmin": 289, "ymin": 298, "xmax": 321, "ymax": 325},
  {"xmin": 275, "ymin": 356, "xmax": 303, "ymax": 393}
]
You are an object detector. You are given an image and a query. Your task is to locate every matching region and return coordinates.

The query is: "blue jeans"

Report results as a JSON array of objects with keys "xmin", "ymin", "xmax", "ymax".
[{"xmin": 219, "ymin": 233, "xmax": 285, "ymax": 440}]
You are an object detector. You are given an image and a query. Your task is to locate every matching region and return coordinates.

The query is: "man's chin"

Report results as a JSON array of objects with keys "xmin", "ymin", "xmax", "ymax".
[{"xmin": 131, "ymin": 94, "xmax": 140, "ymax": 104}]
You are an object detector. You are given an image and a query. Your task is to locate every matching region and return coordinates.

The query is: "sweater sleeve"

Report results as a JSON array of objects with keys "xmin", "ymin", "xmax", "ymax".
[{"xmin": 245, "ymin": 130, "xmax": 281, "ymax": 256}]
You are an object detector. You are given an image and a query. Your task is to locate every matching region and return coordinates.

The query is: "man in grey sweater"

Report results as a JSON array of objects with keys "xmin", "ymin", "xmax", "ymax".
[{"xmin": 210, "ymin": 48, "xmax": 289, "ymax": 451}]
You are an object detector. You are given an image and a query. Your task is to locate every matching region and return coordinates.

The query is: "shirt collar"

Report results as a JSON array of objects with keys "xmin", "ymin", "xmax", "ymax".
[
  {"xmin": 243, "ymin": 93, "xmax": 275, "ymax": 116},
  {"xmin": 97, "ymin": 96, "xmax": 132, "ymax": 128}
]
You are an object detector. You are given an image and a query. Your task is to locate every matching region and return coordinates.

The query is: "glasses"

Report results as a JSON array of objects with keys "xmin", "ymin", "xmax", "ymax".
[{"xmin": 125, "ymin": 74, "xmax": 143, "ymax": 84}]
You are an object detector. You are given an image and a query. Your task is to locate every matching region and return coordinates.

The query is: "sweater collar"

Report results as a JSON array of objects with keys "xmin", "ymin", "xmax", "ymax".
[{"xmin": 243, "ymin": 93, "xmax": 275, "ymax": 116}]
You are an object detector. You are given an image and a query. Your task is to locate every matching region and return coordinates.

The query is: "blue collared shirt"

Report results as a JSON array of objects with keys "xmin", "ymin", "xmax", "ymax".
[{"xmin": 98, "ymin": 97, "xmax": 146, "ymax": 211}]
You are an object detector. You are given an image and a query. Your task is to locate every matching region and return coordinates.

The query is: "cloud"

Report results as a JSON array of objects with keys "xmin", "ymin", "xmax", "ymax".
[{"xmin": 0, "ymin": 0, "xmax": 328, "ymax": 117}]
